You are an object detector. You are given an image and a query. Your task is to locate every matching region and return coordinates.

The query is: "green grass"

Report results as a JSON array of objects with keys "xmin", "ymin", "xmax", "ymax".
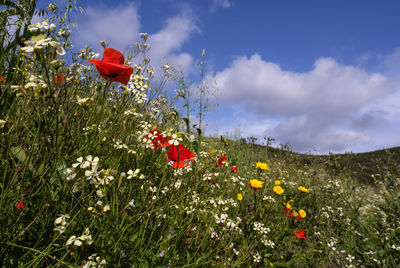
[{"xmin": 1, "ymin": 2, "xmax": 400, "ymax": 267}]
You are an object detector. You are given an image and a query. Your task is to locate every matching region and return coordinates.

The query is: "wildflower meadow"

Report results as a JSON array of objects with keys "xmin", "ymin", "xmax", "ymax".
[{"xmin": 1, "ymin": 1, "xmax": 400, "ymax": 267}]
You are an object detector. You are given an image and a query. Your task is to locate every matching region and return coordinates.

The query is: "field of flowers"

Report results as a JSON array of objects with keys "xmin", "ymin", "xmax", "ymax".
[{"xmin": 1, "ymin": 2, "xmax": 400, "ymax": 267}]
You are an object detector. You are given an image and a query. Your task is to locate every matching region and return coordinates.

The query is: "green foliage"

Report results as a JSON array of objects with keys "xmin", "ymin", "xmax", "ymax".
[{"xmin": 1, "ymin": 2, "xmax": 400, "ymax": 267}]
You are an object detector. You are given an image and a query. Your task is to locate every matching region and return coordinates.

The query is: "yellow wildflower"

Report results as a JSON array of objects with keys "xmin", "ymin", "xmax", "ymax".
[
  {"xmin": 299, "ymin": 209, "xmax": 306, "ymax": 218},
  {"xmin": 273, "ymin": 185, "xmax": 284, "ymax": 195},
  {"xmin": 237, "ymin": 193, "xmax": 243, "ymax": 200},
  {"xmin": 274, "ymin": 180, "xmax": 281, "ymax": 185},
  {"xmin": 293, "ymin": 211, "xmax": 299, "ymax": 217},
  {"xmin": 249, "ymin": 179, "xmax": 264, "ymax": 190},
  {"xmin": 256, "ymin": 162, "xmax": 269, "ymax": 170},
  {"xmin": 298, "ymin": 186, "xmax": 310, "ymax": 193}
]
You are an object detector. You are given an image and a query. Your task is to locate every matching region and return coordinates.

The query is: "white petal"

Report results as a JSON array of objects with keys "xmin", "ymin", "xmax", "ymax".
[{"xmin": 56, "ymin": 45, "xmax": 66, "ymax": 56}]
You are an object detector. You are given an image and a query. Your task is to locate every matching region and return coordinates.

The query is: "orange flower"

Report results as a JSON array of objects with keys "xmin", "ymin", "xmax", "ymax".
[
  {"xmin": 0, "ymin": 76, "xmax": 5, "ymax": 84},
  {"xmin": 87, "ymin": 48, "xmax": 133, "ymax": 85},
  {"xmin": 167, "ymin": 144, "xmax": 196, "ymax": 169},
  {"xmin": 294, "ymin": 229, "xmax": 307, "ymax": 240}
]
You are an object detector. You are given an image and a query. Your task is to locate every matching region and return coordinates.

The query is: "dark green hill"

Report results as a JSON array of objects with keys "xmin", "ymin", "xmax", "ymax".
[
  {"xmin": 205, "ymin": 137, "xmax": 400, "ymax": 184},
  {"xmin": 319, "ymin": 147, "xmax": 400, "ymax": 184}
]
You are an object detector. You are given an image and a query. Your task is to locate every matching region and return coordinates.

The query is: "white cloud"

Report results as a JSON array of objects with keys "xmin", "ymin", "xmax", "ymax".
[
  {"xmin": 73, "ymin": 3, "xmax": 197, "ymax": 75},
  {"xmin": 213, "ymin": 54, "xmax": 397, "ymax": 152},
  {"xmin": 383, "ymin": 47, "xmax": 400, "ymax": 78},
  {"xmin": 73, "ymin": 3, "xmax": 141, "ymax": 52},
  {"xmin": 354, "ymin": 51, "xmax": 382, "ymax": 67},
  {"xmin": 148, "ymin": 14, "xmax": 198, "ymax": 74},
  {"xmin": 210, "ymin": 0, "xmax": 233, "ymax": 12}
]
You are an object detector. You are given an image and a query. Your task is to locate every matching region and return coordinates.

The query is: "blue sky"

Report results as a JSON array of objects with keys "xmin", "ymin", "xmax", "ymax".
[{"xmin": 41, "ymin": 0, "xmax": 400, "ymax": 153}]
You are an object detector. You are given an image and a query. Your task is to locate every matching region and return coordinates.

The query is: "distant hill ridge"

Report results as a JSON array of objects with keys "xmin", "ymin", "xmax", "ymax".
[{"xmin": 207, "ymin": 137, "xmax": 400, "ymax": 184}]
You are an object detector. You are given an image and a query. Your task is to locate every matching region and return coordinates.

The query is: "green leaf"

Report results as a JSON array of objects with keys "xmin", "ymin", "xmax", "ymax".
[
  {"xmin": 10, "ymin": 146, "xmax": 27, "ymax": 162},
  {"xmin": 130, "ymin": 231, "xmax": 139, "ymax": 243},
  {"xmin": 186, "ymin": 250, "xmax": 190, "ymax": 262},
  {"xmin": 10, "ymin": 146, "xmax": 35, "ymax": 173},
  {"xmin": 38, "ymin": 158, "xmax": 46, "ymax": 174}
]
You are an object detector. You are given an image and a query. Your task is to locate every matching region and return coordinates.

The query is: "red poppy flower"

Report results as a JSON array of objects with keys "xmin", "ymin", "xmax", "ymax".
[
  {"xmin": 231, "ymin": 166, "xmax": 239, "ymax": 173},
  {"xmin": 16, "ymin": 198, "xmax": 24, "ymax": 211},
  {"xmin": 217, "ymin": 155, "xmax": 227, "ymax": 166},
  {"xmin": 294, "ymin": 229, "xmax": 307, "ymax": 240},
  {"xmin": 87, "ymin": 48, "xmax": 133, "ymax": 85},
  {"xmin": 283, "ymin": 208, "xmax": 294, "ymax": 218},
  {"xmin": 54, "ymin": 74, "xmax": 66, "ymax": 84},
  {"xmin": 167, "ymin": 144, "xmax": 196, "ymax": 169},
  {"xmin": 0, "ymin": 76, "xmax": 5, "ymax": 84},
  {"xmin": 146, "ymin": 130, "xmax": 171, "ymax": 150}
]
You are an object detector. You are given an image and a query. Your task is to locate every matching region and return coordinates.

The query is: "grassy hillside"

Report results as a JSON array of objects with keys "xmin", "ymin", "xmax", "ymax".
[
  {"xmin": 217, "ymin": 138, "xmax": 400, "ymax": 184},
  {"xmin": 1, "ymin": 2, "xmax": 400, "ymax": 267}
]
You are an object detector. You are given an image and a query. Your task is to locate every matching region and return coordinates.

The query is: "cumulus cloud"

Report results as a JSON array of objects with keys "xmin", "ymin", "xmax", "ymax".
[
  {"xmin": 73, "ymin": 2, "xmax": 141, "ymax": 52},
  {"xmin": 148, "ymin": 14, "xmax": 198, "ymax": 74},
  {"xmin": 73, "ymin": 3, "xmax": 197, "ymax": 74},
  {"xmin": 214, "ymin": 54, "xmax": 397, "ymax": 152}
]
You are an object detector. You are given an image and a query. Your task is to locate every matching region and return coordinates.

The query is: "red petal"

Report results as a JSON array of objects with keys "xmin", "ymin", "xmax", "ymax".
[
  {"xmin": 217, "ymin": 155, "xmax": 227, "ymax": 166},
  {"xmin": 146, "ymin": 130, "xmax": 171, "ymax": 150},
  {"xmin": 87, "ymin": 49, "xmax": 133, "ymax": 85},
  {"xmin": 16, "ymin": 198, "xmax": 24, "ymax": 210},
  {"xmin": 87, "ymin": 58, "xmax": 101, "ymax": 64},
  {"xmin": 91, "ymin": 61, "xmax": 133, "ymax": 85},
  {"xmin": 102, "ymin": 48, "xmax": 125, "ymax": 64},
  {"xmin": 167, "ymin": 145, "xmax": 195, "ymax": 169},
  {"xmin": 294, "ymin": 229, "xmax": 307, "ymax": 240}
]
